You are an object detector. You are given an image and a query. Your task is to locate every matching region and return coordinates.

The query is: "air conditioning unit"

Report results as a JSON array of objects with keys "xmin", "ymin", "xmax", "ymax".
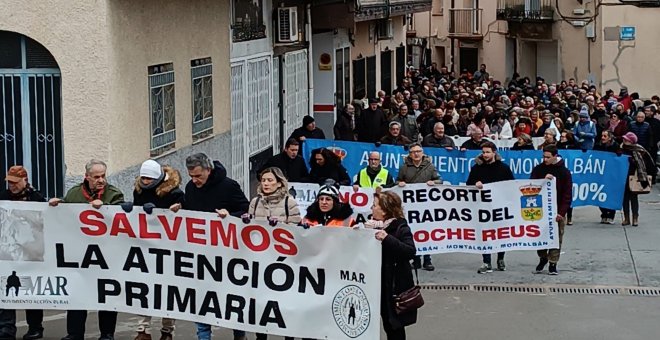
[
  {"xmin": 377, "ymin": 19, "xmax": 393, "ymax": 40},
  {"xmin": 277, "ymin": 7, "xmax": 298, "ymax": 43}
]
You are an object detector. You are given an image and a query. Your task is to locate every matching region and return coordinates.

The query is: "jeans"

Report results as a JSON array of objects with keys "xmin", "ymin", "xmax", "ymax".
[
  {"xmin": 195, "ymin": 323, "xmax": 245, "ymax": 340},
  {"xmin": 537, "ymin": 217, "xmax": 566, "ymax": 264},
  {"xmin": 599, "ymin": 208, "xmax": 616, "ymax": 219},
  {"xmin": 137, "ymin": 315, "xmax": 175, "ymax": 334},
  {"xmin": 623, "ymin": 188, "xmax": 639, "ymax": 216},
  {"xmin": 67, "ymin": 310, "xmax": 117, "ymax": 336},
  {"xmin": 482, "ymin": 252, "xmax": 505, "ymax": 265}
]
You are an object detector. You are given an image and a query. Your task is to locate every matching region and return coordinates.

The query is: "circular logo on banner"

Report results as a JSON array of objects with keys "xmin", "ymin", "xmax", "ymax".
[{"xmin": 332, "ymin": 285, "xmax": 371, "ymax": 338}]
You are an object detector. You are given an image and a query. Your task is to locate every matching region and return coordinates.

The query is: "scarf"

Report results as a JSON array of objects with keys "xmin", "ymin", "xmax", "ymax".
[
  {"xmin": 624, "ymin": 144, "xmax": 649, "ymax": 182},
  {"xmin": 81, "ymin": 180, "xmax": 105, "ymax": 202},
  {"xmin": 608, "ymin": 119, "xmax": 620, "ymax": 131},
  {"xmin": 8, "ymin": 186, "xmax": 32, "ymax": 201}
]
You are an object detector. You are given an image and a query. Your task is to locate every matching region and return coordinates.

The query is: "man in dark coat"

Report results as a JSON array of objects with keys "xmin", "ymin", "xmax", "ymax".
[
  {"xmin": 0, "ymin": 166, "xmax": 45, "ymax": 340},
  {"xmin": 260, "ymin": 138, "xmax": 309, "ymax": 183},
  {"xmin": 333, "ymin": 104, "xmax": 357, "ymax": 141},
  {"xmin": 49, "ymin": 160, "xmax": 124, "ymax": 340},
  {"xmin": 289, "ymin": 115, "xmax": 326, "ymax": 143},
  {"xmin": 629, "ymin": 111, "xmax": 653, "ymax": 152},
  {"xmin": 530, "ymin": 145, "xmax": 573, "ymax": 275},
  {"xmin": 460, "ymin": 128, "xmax": 486, "ymax": 150},
  {"xmin": 422, "ymin": 122, "xmax": 456, "ymax": 149},
  {"xmin": 466, "ymin": 142, "xmax": 514, "ymax": 273},
  {"xmin": 171, "ymin": 153, "xmax": 249, "ymax": 340},
  {"xmin": 594, "ymin": 131, "xmax": 621, "ymax": 224},
  {"xmin": 357, "ymin": 98, "xmax": 388, "ymax": 143}
]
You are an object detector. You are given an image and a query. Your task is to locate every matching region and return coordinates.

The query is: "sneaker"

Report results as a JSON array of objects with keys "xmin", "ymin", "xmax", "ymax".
[
  {"xmin": 548, "ymin": 263, "xmax": 558, "ymax": 275},
  {"xmin": 497, "ymin": 259, "xmax": 506, "ymax": 271},
  {"xmin": 567, "ymin": 218, "xmax": 573, "ymax": 225},
  {"xmin": 477, "ymin": 263, "xmax": 493, "ymax": 274},
  {"xmin": 600, "ymin": 217, "xmax": 606, "ymax": 224},
  {"xmin": 423, "ymin": 260, "xmax": 435, "ymax": 271},
  {"xmin": 606, "ymin": 218, "xmax": 615, "ymax": 225},
  {"xmin": 534, "ymin": 258, "xmax": 548, "ymax": 274},
  {"xmin": 135, "ymin": 333, "xmax": 152, "ymax": 340}
]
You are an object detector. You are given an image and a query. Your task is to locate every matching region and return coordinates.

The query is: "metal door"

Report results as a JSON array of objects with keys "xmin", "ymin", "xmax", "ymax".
[
  {"xmin": 0, "ymin": 32, "xmax": 63, "ymax": 198},
  {"xmin": 282, "ymin": 50, "xmax": 309, "ymax": 140},
  {"xmin": 230, "ymin": 64, "xmax": 247, "ymax": 190}
]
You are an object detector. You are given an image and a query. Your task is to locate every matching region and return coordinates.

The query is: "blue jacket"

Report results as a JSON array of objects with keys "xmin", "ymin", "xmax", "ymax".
[{"xmin": 573, "ymin": 120, "xmax": 596, "ymax": 150}]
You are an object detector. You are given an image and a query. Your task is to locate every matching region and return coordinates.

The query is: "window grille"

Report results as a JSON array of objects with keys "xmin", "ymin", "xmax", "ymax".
[
  {"xmin": 149, "ymin": 63, "xmax": 176, "ymax": 157},
  {"xmin": 191, "ymin": 58, "xmax": 213, "ymax": 142}
]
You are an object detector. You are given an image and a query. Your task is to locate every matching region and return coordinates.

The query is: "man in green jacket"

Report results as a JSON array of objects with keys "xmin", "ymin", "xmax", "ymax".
[{"xmin": 49, "ymin": 159, "xmax": 123, "ymax": 340}]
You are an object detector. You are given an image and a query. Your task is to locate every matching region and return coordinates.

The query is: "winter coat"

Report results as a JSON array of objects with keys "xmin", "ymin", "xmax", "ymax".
[
  {"xmin": 63, "ymin": 181, "xmax": 124, "ymax": 205},
  {"xmin": 391, "ymin": 114, "xmax": 420, "ymax": 142},
  {"xmin": 380, "ymin": 134, "xmax": 412, "ymax": 146},
  {"xmin": 466, "ymin": 153, "xmax": 514, "ymax": 185},
  {"xmin": 261, "ymin": 152, "xmax": 309, "ymax": 183},
  {"xmin": 0, "ymin": 186, "xmax": 46, "ymax": 202},
  {"xmin": 357, "ymin": 108, "xmax": 388, "ymax": 143},
  {"xmin": 381, "ymin": 218, "xmax": 417, "ymax": 330},
  {"xmin": 511, "ymin": 142, "xmax": 535, "ymax": 150},
  {"xmin": 605, "ymin": 120, "xmax": 628, "ymax": 143},
  {"xmin": 334, "ymin": 111, "xmax": 357, "ymax": 141},
  {"xmin": 622, "ymin": 144, "xmax": 657, "ymax": 177},
  {"xmin": 183, "ymin": 161, "xmax": 249, "ymax": 217},
  {"xmin": 309, "ymin": 162, "xmax": 351, "ymax": 186},
  {"xmin": 289, "ymin": 126, "xmax": 326, "ymax": 142},
  {"xmin": 397, "ymin": 156, "xmax": 441, "ymax": 184},
  {"xmin": 460, "ymin": 138, "xmax": 485, "ymax": 150},
  {"xmin": 628, "ymin": 121, "xmax": 653, "ymax": 150},
  {"xmin": 133, "ymin": 166, "xmax": 185, "ymax": 209},
  {"xmin": 573, "ymin": 120, "xmax": 597, "ymax": 150},
  {"xmin": 248, "ymin": 187, "xmax": 302, "ymax": 224},
  {"xmin": 530, "ymin": 159, "xmax": 573, "ymax": 217},
  {"xmin": 594, "ymin": 141, "xmax": 621, "ymax": 154},
  {"xmin": 422, "ymin": 134, "xmax": 456, "ymax": 148},
  {"xmin": 303, "ymin": 201, "xmax": 354, "ymax": 227}
]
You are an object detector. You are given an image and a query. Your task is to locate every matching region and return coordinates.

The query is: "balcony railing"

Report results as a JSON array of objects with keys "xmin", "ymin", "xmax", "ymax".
[
  {"xmin": 448, "ymin": 8, "xmax": 483, "ymax": 38},
  {"xmin": 496, "ymin": 0, "xmax": 555, "ymax": 21}
]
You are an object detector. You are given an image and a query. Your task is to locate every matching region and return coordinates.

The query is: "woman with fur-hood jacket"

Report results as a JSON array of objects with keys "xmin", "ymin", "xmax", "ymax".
[
  {"xmin": 302, "ymin": 182, "xmax": 355, "ymax": 227},
  {"xmin": 133, "ymin": 161, "xmax": 185, "ymax": 209},
  {"xmin": 248, "ymin": 167, "xmax": 302, "ymax": 225}
]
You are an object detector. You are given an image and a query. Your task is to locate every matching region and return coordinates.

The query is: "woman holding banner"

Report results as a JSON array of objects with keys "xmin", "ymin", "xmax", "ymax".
[
  {"xmin": 302, "ymin": 181, "xmax": 355, "ymax": 227},
  {"xmin": 367, "ymin": 191, "xmax": 418, "ymax": 340},
  {"xmin": 247, "ymin": 167, "xmax": 305, "ymax": 340}
]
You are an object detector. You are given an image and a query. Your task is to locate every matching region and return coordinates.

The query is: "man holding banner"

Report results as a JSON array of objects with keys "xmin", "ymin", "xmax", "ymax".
[
  {"xmin": 396, "ymin": 143, "xmax": 441, "ymax": 271},
  {"xmin": 48, "ymin": 159, "xmax": 125, "ymax": 340},
  {"xmin": 466, "ymin": 142, "xmax": 515, "ymax": 273},
  {"xmin": 530, "ymin": 145, "xmax": 573, "ymax": 275}
]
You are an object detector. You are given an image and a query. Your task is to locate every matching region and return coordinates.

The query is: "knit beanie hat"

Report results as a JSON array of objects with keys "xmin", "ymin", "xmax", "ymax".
[
  {"xmin": 302, "ymin": 115, "xmax": 315, "ymax": 127},
  {"xmin": 140, "ymin": 160, "xmax": 162, "ymax": 179},
  {"xmin": 622, "ymin": 132, "xmax": 638, "ymax": 144},
  {"xmin": 317, "ymin": 183, "xmax": 340, "ymax": 201},
  {"xmin": 579, "ymin": 106, "xmax": 589, "ymax": 118}
]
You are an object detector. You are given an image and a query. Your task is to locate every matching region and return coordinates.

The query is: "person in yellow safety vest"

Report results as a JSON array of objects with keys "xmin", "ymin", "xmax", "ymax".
[{"xmin": 352, "ymin": 151, "xmax": 395, "ymax": 193}]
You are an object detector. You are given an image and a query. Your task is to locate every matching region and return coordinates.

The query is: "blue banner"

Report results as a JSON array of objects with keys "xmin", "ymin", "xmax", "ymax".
[{"xmin": 302, "ymin": 139, "xmax": 629, "ymax": 210}]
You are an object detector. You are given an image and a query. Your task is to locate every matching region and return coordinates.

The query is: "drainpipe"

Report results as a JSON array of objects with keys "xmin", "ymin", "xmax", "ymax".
[
  {"xmin": 306, "ymin": 2, "xmax": 314, "ymax": 118},
  {"xmin": 450, "ymin": 0, "xmax": 455, "ymax": 72}
]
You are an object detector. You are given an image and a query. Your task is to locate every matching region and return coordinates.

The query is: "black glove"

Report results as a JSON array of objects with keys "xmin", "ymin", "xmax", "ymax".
[
  {"xmin": 374, "ymin": 142, "xmax": 382, "ymax": 147},
  {"xmin": 268, "ymin": 216, "xmax": 279, "ymax": 227},
  {"xmin": 143, "ymin": 203, "xmax": 156, "ymax": 215},
  {"xmin": 120, "ymin": 202, "xmax": 134, "ymax": 213},
  {"xmin": 641, "ymin": 181, "xmax": 650, "ymax": 189},
  {"xmin": 298, "ymin": 221, "xmax": 310, "ymax": 229},
  {"xmin": 241, "ymin": 213, "xmax": 252, "ymax": 224}
]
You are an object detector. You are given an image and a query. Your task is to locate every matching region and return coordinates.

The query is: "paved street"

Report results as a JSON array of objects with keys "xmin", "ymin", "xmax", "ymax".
[{"xmin": 15, "ymin": 190, "xmax": 660, "ymax": 339}]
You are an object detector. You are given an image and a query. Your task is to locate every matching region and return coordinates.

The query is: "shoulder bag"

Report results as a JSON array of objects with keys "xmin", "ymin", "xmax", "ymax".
[{"xmin": 393, "ymin": 266, "xmax": 424, "ymax": 315}]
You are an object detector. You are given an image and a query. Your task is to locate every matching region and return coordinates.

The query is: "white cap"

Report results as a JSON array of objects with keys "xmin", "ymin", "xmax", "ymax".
[{"xmin": 140, "ymin": 160, "xmax": 162, "ymax": 179}]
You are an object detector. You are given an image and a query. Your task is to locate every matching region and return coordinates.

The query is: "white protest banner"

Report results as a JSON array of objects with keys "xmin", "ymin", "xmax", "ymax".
[
  {"xmin": 389, "ymin": 179, "xmax": 558, "ymax": 255},
  {"xmin": 288, "ymin": 182, "xmax": 375, "ymax": 223},
  {"xmin": 0, "ymin": 202, "xmax": 381, "ymax": 339}
]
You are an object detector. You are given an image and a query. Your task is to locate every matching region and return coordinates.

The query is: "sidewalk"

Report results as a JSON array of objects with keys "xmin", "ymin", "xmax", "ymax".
[{"xmin": 420, "ymin": 187, "xmax": 660, "ymax": 287}]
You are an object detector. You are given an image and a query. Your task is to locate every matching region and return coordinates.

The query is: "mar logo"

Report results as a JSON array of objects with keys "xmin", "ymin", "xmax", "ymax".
[
  {"xmin": 332, "ymin": 285, "xmax": 371, "ymax": 338},
  {"xmin": 1, "ymin": 270, "xmax": 69, "ymax": 297},
  {"xmin": 520, "ymin": 184, "xmax": 543, "ymax": 221}
]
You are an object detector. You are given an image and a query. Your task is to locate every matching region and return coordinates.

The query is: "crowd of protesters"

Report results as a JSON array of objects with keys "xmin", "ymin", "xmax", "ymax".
[{"xmin": 2, "ymin": 61, "xmax": 660, "ymax": 340}]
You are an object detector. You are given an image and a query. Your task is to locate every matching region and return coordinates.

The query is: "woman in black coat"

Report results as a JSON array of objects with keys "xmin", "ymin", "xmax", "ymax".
[
  {"xmin": 368, "ymin": 191, "xmax": 417, "ymax": 339},
  {"xmin": 308, "ymin": 148, "xmax": 351, "ymax": 186}
]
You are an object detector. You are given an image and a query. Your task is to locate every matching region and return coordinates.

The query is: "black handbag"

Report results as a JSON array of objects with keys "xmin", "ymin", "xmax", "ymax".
[{"xmin": 393, "ymin": 266, "xmax": 424, "ymax": 315}]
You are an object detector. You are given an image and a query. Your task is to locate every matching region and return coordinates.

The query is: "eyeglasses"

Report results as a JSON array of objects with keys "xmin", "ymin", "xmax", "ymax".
[
  {"xmin": 368, "ymin": 158, "xmax": 380, "ymax": 161},
  {"xmin": 410, "ymin": 150, "xmax": 423, "ymax": 154}
]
